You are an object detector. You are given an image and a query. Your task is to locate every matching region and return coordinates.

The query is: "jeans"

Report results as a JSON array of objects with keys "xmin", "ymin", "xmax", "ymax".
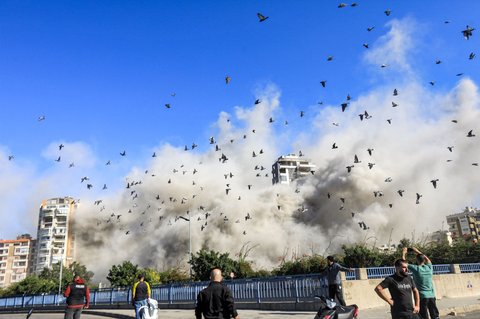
[
  {"xmin": 64, "ymin": 307, "xmax": 83, "ymax": 319},
  {"xmin": 419, "ymin": 297, "xmax": 440, "ymax": 319},
  {"xmin": 328, "ymin": 284, "xmax": 346, "ymax": 306},
  {"xmin": 134, "ymin": 299, "xmax": 148, "ymax": 319}
]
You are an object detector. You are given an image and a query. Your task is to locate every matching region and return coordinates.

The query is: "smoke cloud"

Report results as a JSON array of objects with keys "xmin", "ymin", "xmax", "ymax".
[{"xmin": 1, "ymin": 18, "xmax": 479, "ymax": 281}]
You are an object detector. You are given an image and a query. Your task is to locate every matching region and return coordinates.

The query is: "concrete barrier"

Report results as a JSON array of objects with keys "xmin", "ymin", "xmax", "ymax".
[{"xmin": 343, "ymin": 271, "xmax": 480, "ymax": 309}]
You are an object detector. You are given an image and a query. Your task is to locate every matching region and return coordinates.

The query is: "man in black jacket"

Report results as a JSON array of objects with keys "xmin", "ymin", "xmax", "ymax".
[
  {"xmin": 63, "ymin": 275, "xmax": 90, "ymax": 319},
  {"xmin": 195, "ymin": 268, "xmax": 240, "ymax": 319}
]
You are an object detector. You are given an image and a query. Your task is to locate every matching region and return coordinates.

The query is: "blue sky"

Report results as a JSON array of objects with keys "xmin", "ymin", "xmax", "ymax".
[{"xmin": 0, "ymin": 0, "xmax": 479, "ymax": 264}]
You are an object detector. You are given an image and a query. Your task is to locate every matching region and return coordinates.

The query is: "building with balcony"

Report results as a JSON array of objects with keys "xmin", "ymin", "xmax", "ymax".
[
  {"xmin": 34, "ymin": 197, "xmax": 77, "ymax": 273},
  {"xmin": 271, "ymin": 154, "xmax": 316, "ymax": 185},
  {"xmin": 446, "ymin": 207, "xmax": 480, "ymax": 241},
  {"xmin": 0, "ymin": 234, "xmax": 36, "ymax": 288}
]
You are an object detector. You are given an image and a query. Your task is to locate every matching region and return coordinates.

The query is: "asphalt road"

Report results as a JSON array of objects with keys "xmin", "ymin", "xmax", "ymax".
[{"xmin": 2, "ymin": 309, "xmax": 480, "ymax": 319}]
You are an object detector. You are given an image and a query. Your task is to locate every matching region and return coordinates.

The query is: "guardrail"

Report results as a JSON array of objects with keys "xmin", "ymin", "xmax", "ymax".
[{"xmin": 1, "ymin": 263, "xmax": 479, "ymax": 309}]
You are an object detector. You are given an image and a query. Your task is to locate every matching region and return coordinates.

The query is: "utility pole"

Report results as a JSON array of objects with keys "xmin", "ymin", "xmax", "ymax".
[{"xmin": 178, "ymin": 216, "xmax": 192, "ymax": 280}]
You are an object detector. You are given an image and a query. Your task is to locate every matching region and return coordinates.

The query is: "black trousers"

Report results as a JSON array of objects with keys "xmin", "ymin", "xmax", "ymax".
[
  {"xmin": 328, "ymin": 284, "xmax": 346, "ymax": 306},
  {"xmin": 419, "ymin": 297, "xmax": 439, "ymax": 319},
  {"xmin": 392, "ymin": 314, "xmax": 420, "ymax": 319}
]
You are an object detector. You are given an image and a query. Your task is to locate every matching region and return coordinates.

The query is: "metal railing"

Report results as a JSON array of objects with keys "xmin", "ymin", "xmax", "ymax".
[
  {"xmin": 459, "ymin": 263, "xmax": 480, "ymax": 273},
  {"xmin": 1, "ymin": 263, "xmax": 479, "ymax": 309}
]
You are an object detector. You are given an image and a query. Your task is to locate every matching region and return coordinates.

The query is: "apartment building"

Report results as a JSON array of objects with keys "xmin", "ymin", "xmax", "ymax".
[
  {"xmin": 34, "ymin": 197, "xmax": 77, "ymax": 273},
  {"xmin": 446, "ymin": 207, "xmax": 480, "ymax": 240},
  {"xmin": 0, "ymin": 234, "xmax": 36, "ymax": 288},
  {"xmin": 272, "ymin": 154, "xmax": 316, "ymax": 185}
]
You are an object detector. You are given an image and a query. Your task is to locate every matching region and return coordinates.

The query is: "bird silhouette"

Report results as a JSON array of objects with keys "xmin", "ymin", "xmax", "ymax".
[
  {"xmin": 462, "ymin": 25, "xmax": 475, "ymax": 40},
  {"xmin": 257, "ymin": 13, "xmax": 269, "ymax": 22},
  {"xmin": 430, "ymin": 179, "xmax": 439, "ymax": 189},
  {"xmin": 416, "ymin": 193, "xmax": 423, "ymax": 204},
  {"xmin": 467, "ymin": 130, "xmax": 475, "ymax": 137}
]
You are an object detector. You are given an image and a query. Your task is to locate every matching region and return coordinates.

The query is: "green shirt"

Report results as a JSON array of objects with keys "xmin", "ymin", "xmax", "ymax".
[{"xmin": 407, "ymin": 263, "xmax": 435, "ymax": 298}]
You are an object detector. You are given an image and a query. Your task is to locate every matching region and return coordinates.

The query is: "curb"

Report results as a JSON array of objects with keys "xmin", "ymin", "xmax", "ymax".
[
  {"xmin": 440, "ymin": 303, "xmax": 480, "ymax": 316},
  {"xmin": 84, "ymin": 310, "xmax": 134, "ymax": 319}
]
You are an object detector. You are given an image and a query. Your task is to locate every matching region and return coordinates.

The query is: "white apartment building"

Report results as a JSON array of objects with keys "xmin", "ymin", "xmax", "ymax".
[
  {"xmin": 271, "ymin": 154, "xmax": 316, "ymax": 185},
  {"xmin": 34, "ymin": 197, "xmax": 77, "ymax": 273},
  {"xmin": 0, "ymin": 235, "xmax": 36, "ymax": 288}
]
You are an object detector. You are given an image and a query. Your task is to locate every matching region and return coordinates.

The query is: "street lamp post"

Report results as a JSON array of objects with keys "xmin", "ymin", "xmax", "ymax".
[
  {"xmin": 178, "ymin": 216, "xmax": 192, "ymax": 280},
  {"xmin": 58, "ymin": 251, "xmax": 72, "ymax": 303}
]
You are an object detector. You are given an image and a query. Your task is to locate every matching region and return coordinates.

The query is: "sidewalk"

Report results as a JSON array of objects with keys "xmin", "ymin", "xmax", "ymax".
[{"xmin": 87, "ymin": 295, "xmax": 480, "ymax": 318}]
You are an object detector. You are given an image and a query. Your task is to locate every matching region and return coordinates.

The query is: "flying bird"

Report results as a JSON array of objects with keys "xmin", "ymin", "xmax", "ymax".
[
  {"xmin": 37, "ymin": 115, "xmax": 46, "ymax": 121},
  {"xmin": 447, "ymin": 146, "xmax": 454, "ymax": 152},
  {"xmin": 367, "ymin": 148, "xmax": 374, "ymax": 156},
  {"xmin": 469, "ymin": 52, "xmax": 475, "ymax": 60},
  {"xmin": 467, "ymin": 130, "xmax": 475, "ymax": 137},
  {"xmin": 59, "ymin": 144, "xmax": 64, "ymax": 150},
  {"xmin": 462, "ymin": 25, "xmax": 475, "ymax": 40},
  {"xmin": 341, "ymin": 103, "xmax": 348, "ymax": 112},
  {"xmin": 384, "ymin": 9, "xmax": 391, "ymax": 16},
  {"xmin": 416, "ymin": 193, "xmax": 422, "ymax": 204},
  {"xmin": 398, "ymin": 190, "xmax": 405, "ymax": 197},
  {"xmin": 320, "ymin": 80, "xmax": 327, "ymax": 87},
  {"xmin": 120, "ymin": 150, "xmax": 126, "ymax": 156},
  {"xmin": 346, "ymin": 165, "xmax": 354, "ymax": 173},
  {"xmin": 430, "ymin": 179, "xmax": 439, "ymax": 189},
  {"xmin": 225, "ymin": 76, "xmax": 231, "ymax": 84},
  {"xmin": 367, "ymin": 26, "xmax": 375, "ymax": 32},
  {"xmin": 257, "ymin": 13, "xmax": 269, "ymax": 22}
]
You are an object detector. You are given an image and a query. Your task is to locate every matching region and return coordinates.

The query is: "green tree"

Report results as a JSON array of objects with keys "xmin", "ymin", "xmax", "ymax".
[
  {"xmin": 342, "ymin": 244, "xmax": 382, "ymax": 267},
  {"xmin": 159, "ymin": 267, "xmax": 189, "ymax": 283},
  {"xmin": 107, "ymin": 261, "xmax": 140, "ymax": 287},
  {"xmin": 142, "ymin": 268, "xmax": 161, "ymax": 285},
  {"xmin": 38, "ymin": 261, "xmax": 94, "ymax": 292},
  {"xmin": 189, "ymin": 249, "xmax": 237, "ymax": 281},
  {"xmin": 1, "ymin": 275, "xmax": 56, "ymax": 296},
  {"xmin": 273, "ymin": 255, "xmax": 327, "ymax": 276}
]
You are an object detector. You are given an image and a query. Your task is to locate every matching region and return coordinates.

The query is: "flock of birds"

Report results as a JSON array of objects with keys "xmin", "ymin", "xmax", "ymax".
[{"xmin": 3, "ymin": 3, "xmax": 479, "ymax": 254}]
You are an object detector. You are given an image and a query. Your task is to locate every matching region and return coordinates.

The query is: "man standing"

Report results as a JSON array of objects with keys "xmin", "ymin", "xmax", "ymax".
[
  {"xmin": 132, "ymin": 273, "xmax": 151, "ymax": 319},
  {"xmin": 402, "ymin": 247, "xmax": 440, "ymax": 319},
  {"xmin": 375, "ymin": 259, "xmax": 420, "ymax": 319},
  {"xmin": 195, "ymin": 268, "xmax": 240, "ymax": 319},
  {"xmin": 320, "ymin": 256, "xmax": 353, "ymax": 306},
  {"xmin": 63, "ymin": 275, "xmax": 90, "ymax": 319}
]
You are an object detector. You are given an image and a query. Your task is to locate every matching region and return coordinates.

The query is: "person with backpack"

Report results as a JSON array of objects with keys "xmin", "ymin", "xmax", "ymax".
[{"xmin": 63, "ymin": 275, "xmax": 90, "ymax": 319}]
